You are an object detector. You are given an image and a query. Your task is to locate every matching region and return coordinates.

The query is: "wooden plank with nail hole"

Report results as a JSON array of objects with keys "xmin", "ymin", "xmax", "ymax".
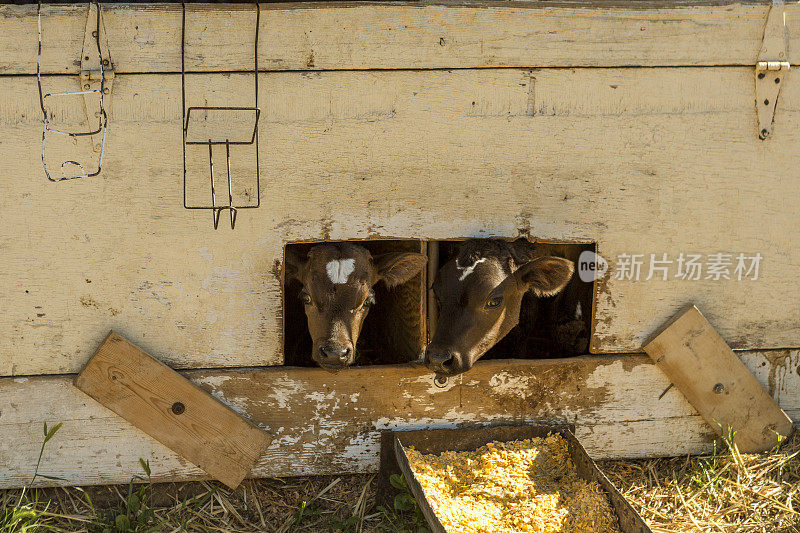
[
  {"xmin": 74, "ymin": 331, "xmax": 272, "ymax": 488},
  {"xmin": 643, "ymin": 306, "xmax": 793, "ymax": 452}
]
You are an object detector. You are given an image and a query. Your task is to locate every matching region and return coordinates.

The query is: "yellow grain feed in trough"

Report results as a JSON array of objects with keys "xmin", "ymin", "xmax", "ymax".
[{"xmin": 406, "ymin": 434, "xmax": 621, "ymax": 533}]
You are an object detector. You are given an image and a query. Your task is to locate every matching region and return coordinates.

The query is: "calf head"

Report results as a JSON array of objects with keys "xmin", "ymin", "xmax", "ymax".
[
  {"xmin": 285, "ymin": 243, "xmax": 426, "ymax": 371},
  {"xmin": 425, "ymin": 239, "xmax": 574, "ymax": 376}
]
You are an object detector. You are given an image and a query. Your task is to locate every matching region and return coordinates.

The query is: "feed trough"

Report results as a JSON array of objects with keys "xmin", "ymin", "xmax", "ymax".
[{"xmin": 386, "ymin": 424, "xmax": 652, "ymax": 533}]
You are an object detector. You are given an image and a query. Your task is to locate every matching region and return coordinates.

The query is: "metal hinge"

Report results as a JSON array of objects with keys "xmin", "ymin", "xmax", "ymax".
[
  {"xmin": 755, "ymin": 0, "xmax": 790, "ymax": 139},
  {"xmin": 80, "ymin": 1, "xmax": 113, "ymax": 152}
]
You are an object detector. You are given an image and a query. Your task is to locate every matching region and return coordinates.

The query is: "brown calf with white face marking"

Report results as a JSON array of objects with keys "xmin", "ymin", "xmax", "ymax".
[
  {"xmin": 285, "ymin": 243, "xmax": 427, "ymax": 371},
  {"xmin": 425, "ymin": 239, "xmax": 574, "ymax": 376}
]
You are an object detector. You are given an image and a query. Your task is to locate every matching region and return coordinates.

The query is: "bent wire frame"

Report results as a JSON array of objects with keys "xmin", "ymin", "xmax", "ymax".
[
  {"xmin": 37, "ymin": 0, "xmax": 108, "ymax": 182},
  {"xmin": 182, "ymin": 2, "xmax": 262, "ymax": 230}
]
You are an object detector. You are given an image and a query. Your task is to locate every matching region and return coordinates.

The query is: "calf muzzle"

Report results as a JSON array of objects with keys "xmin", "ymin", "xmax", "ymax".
[
  {"xmin": 425, "ymin": 349, "xmax": 466, "ymax": 375},
  {"xmin": 314, "ymin": 342, "xmax": 354, "ymax": 370}
]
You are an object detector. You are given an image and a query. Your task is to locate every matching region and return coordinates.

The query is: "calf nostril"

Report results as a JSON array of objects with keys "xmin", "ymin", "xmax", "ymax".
[
  {"xmin": 321, "ymin": 345, "xmax": 350, "ymax": 362},
  {"xmin": 428, "ymin": 352, "xmax": 455, "ymax": 368}
]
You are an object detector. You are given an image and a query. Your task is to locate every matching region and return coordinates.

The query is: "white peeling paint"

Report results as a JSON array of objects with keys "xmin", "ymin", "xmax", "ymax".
[
  {"xmin": 340, "ymin": 432, "xmax": 380, "ymax": 470},
  {"xmin": 206, "ymin": 388, "xmax": 248, "ymax": 416},
  {"xmin": 268, "ymin": 378, "xmax": 305, "ymax": 409},
  {"xmin": 575, "ymin": 302, "xmax": 582, "ymax": 320},
  {"xmin": 197, "ymin": 247, "xmax": 213, "ymax": 263},
  {"xmin": 488, "ymin": 371, "xmax": 534, "ymax": 398},
  {"xmin": 326, "ymin": 259, "xmax": 356, "ymax": 284},
  {"xmin": 456, "ymin": 257, "xmax": 487, "ymax": 281},
  {"xmin": 305, "ymin": 390, "xmax": 339, "ymax": 403},
  {"xmin": 740, "ymin": 351, "xmax": 800, "ymax": 408},
  {"xmin": 269, "ymin": 434, "xmax": 302, "ymax": 447},
  {"xmin": 442, "ymin": 407, "xmax": 481, "ymax": 423},
  {"xmin": 195, "ymin": 375, "xmax": 231, "ymax": 388},
  {"xmin": 375, "ymin": 407, "xmax": 485, "ymax": 430},
  {"xmin": 12, "ymin": 378, "xmax": 28, "ymax": 383}
]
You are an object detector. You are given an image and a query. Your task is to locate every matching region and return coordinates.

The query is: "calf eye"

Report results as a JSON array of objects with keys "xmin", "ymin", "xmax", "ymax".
[
  {"xmin": 352, "ymin": 294, "xmax": 376, "ymax": 314},
  {"xmin": 299, "ymin": 292, "xmax": 312, "ymax": 305},
  {"xmin": 486, "ymin": 295, "xmax": 503, "ymax": 309}
]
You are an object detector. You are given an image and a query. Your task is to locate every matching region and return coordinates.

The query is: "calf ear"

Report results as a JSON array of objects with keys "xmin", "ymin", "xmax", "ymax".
[
  {"xmin": 284, "ymin": 248, "xmax": 306, "ymax": 282},
  {"xmin": 515, "ymin": 256, "xmax": 574, "ymax": 297},
  {"xmin": 374, "ymin": 253, "xmax": 428, "ymax": 288}
]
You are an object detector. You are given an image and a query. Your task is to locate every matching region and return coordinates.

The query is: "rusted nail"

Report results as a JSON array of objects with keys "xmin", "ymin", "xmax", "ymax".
[
  {"xmin": 83, "ymin": 84, "xmax": 90, "ymax": 90},
  {"xmin": 171, "ymin": 402, "xmax": 186, "ymax": 415},
  {"xmin": 92, "ymin": 31, "xmax": 98, "ymax": 38},
  {"xmin": 103, "ymin": 87, "xmax": 109, "ymax": 95},
  {"xmin": 434, "ymin": 376, "xmax": 448, "ymax": 388},
  {"xmin": 657, "ymin": 383, "xmax": 674, "ymax": 400},
  {"xmin": 713, "ymin": 383, "xmax": 724, "ymax": 394}
]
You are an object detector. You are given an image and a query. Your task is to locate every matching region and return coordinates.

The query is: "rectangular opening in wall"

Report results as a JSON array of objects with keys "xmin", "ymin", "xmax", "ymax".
[
  {"xmin": 430, "ymin": 239, "xmax": 595, "ymax": 360},
  {"xmin": 283, "ymin": 239, "xmax": 426, "ymax": 367}
]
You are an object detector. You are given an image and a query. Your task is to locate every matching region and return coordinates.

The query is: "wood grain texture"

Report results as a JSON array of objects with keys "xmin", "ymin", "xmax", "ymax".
[
  {"xmin": 2, "ymin": 2, "xmax": 797, "ymax": 75},
  {"xmin": 1, "ymin": 350, "xmax": 798, "ymax": 488},
  {"xmin": 643, "ymin": 306, "xmax": 793, "ymax": 452},
  {"xmin": 74, "ymin": 332, "xmax": 272, "ymax": 489},
  {"xmin": 1, "ymin": 67, "xmax": 798, "ymax": 376}
]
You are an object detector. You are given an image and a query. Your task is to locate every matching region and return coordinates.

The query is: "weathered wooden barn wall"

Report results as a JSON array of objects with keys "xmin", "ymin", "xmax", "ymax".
[
  {"xmin": 2, "ymin": 32, "xmax": 800, "ymax": 372},
  {"xmin": 4, "ymin": 2, "xmax": 800, "ymax": 74},
  {"xmin": 1, "ymin": 350, "xmax": 798, "ymax": 489},
  {"xmin": 0, "ymin": 1, "xmax": 798, "ymax": 488}
]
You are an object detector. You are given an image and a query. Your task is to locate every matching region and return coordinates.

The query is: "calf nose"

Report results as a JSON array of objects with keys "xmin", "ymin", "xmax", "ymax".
[
  {"xmin": 426, "ymin": 350, "xmax": 457, "ymax": 373},
  {"xmin": 320, "ymin": 345, "xmax": 351, "ymax": 363}
]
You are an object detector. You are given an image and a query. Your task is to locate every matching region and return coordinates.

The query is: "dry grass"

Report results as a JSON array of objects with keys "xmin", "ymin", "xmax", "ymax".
[
  {"xmin": 600, "ymin": 430, "xmax": 800, "ymax": 533},
  {"xmin": 1, "ymin": 474, "xmax": 420, "ymax": 532}
]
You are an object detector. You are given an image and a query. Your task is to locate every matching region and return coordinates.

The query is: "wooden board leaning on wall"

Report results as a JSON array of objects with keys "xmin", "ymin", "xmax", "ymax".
[
  {"xmin": 0, "ymin": 350, "xmax": 797, "ymax": 489},
  {"xmin": 1, "ymin": 67, "xmax": 798, "ymax": 375},
  {"xmin": 2, "ymin": 1, "xmax": 800, "ymax": 74}
]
